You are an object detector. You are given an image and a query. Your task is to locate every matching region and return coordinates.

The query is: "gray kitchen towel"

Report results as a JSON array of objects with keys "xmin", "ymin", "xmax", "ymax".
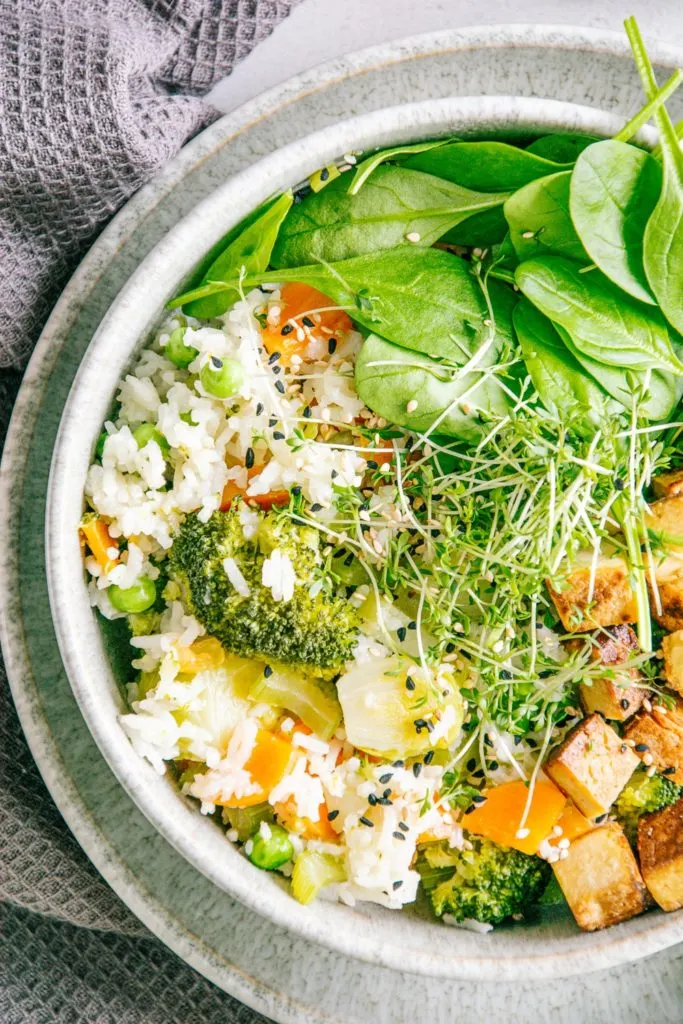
[{"xmin": 0, "ymin": 2, "xmax": 300, "ymax": 1020}]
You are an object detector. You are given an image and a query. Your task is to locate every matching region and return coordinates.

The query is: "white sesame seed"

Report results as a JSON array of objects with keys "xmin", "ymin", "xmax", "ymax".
[
  {"xmin": 643, "ymin": 697, "xmax": 653, "ymax": 713},
  {"xmin": 643, "ymin": 752, "xmax": 654, "ymax": 766},
  {"xmin": 453, "ymin": 623, "xmax": 465, "ymax": 634},
  {"xmin": 343, "ymin": 153, "xmax": 357, "ymax": 165},
  {"xmin": 655, "ymin": 704, "xmax": 668, "ymax": 714},
  {"xmin": 406, "ymin": 399, "xmax": 418, "ymax": 413},
  {"xmin": 558, "ymin": 838, "xmax": 570, "ymax": 850},
  {"xmin": 380, "ymin": 462, "xmax": 391, "ymax": 473},
  {"xmin": 405, "ymin": 231, "xmax": 421, "ymax": 243},
  {"xmin": 521, "ymin": 230, "xmax": 535, "ymax": 239},
  {"xmin": 461, "ymin": 401, "xmax": 473, "ymax": 415},
  {"xmin": 226, "ymin": 829, "xmax": 239, "ymax": 843},
  {"xmin": 516, "ymin": 828, "xmax": 530, "ymax": 840},
  {"xmin": 483, "ymin": 318, "xmax": 493, "ymax": 327},
  {"xmin": 296, "ymin": 328, "xmax": 305, "ymax": 342},
  {"xmin": 646, "ymin": 765, "xmax": 657, "ymax": 777}
]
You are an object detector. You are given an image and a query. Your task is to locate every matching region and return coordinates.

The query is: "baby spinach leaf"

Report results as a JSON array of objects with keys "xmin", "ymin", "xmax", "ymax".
[
  {"xmin": 525, "ymin": 134, "xmax": 598, "ymax": 163},
  {"xmin": 626, "ymin": 17, "xmax": 683, "ymax": 337},
  {"xmin": 515, "ymin": 255, "xmax": 683, "ymax": 375},
  {"xmin": 504, "ymin": 171, "xmax": 587, "ymax": 262},
  {"xmin": 569, "ymin": 140, "xmax": 661, "ymax": 304},
  {"xmin": 183, "ymin": 191, "xmax": 293, "ymax": 318},
  {"xmin": 347, "ymin": 139, "xmax": 449, "ymax": 194},
  {"xmin": 555, "ymin": 323, "xmax": 683, "ymax": 422},
  {"xmin": 403, "ymin": 140, "xmax": 571, "ymax": 192},
  {"xmin": 271, "ymin": 166, "xmax": 509, "ymax": 267},
  {"xmin": 513, "ymin": 298, "xmax": 615, "ymax": 427},
  {"xmin": 355, "ymin": 332, "xmax": 513, "ymax": 442},
  {"xmin": 248, "ymin": 247, "xmax": 516, "ymax": 364},
  {"xmin": 439, "ymin": 206, "xmax": 509, "ymax": 247}
]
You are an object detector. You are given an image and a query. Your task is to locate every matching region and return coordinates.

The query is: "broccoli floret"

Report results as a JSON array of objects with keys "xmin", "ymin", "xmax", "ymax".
[
  {"xmin": 417, "ymin": 837, "xmax": 551, "ymax": 926},
  {"xmin": 614, "ymin": 767, "xmax": 682, "ymax": 845},
  {"xmin": 169, "ymin": 506, "xmax": 360, "ymax": 678}
]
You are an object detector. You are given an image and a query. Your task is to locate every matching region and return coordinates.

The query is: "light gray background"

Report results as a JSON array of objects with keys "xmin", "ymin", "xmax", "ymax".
[{"xmin": 209, "ymin": 0, "xmax": 683, "ymax": 112}]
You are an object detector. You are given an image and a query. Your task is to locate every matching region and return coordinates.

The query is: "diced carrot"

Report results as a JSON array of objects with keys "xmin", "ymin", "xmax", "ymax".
[
  {"xmin": 548, "ymin": 803, "xmax": 593, "ymax": 845},
  {"xmin": 463, "ymin": 779, "xmax": 567, "ymax": 855},
  {"xmin": 261, "ymin": 283, "xmax": 353, "ymax": 366},
  {"xmin": 221, "ymin": 730, "xmax": 294, "ymax": 809},
  {"xmin": 81, "ymin": 517, "xmax": 119, "ymax": 574},
  {"xmin": 357, "ymin": 434, "xmax": 395, "ymax": 464},
  {"xmin": 275, "ymin": 798, "xmax": 339, "ymax": 842},
  {"xmin": 176, "ymin": 637, "xmax": 225, "ymax": 674},
  {"xmin": 220, "ymin": 464, "xmax": 290, "ymax": 512}
]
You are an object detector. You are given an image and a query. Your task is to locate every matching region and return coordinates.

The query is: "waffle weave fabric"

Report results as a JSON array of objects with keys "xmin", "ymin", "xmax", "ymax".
[{"xmin": 0, "ymin": 2, "xmax": 298, "ymax": 1020}]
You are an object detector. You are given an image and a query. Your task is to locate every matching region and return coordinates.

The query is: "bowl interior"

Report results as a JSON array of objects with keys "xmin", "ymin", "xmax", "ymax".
[{"xmin": 46, "ymin": 94, "xmax": 683, "ymax": 980}]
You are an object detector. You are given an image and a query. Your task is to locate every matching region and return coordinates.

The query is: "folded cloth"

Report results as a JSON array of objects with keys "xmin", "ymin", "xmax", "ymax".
[{"xmin": 0, "ymin": 2, "xmax": 299, "ymax": 1020}]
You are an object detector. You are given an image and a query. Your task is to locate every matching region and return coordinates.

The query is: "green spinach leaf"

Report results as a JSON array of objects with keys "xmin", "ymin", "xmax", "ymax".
[
  {"xmin": 513, "ymin": 298, "xmax": 615, "ymax": 426},
  {"xmin": 347, "ymin": 140, "xmax": 449, "ymax": 194},
  {"xmin": 515, "ymin": 255, "xmax": 683, "ymax": 375},
  {"xmin": 354, "ymin": 332, "xmax": 513, "ymax": 441},
  {"xmin": 569, "ymin": 140, "xmax": 661, "ymax": 304},
  {"xmin": 439, "ymin": 206, "xmax": 509, "ymax": 247},
  {"xmin": 271, "ymin": 166, "xmax": 509, "ymax": 267},
  {"xmin": 626, "ymin": 17, "xmax": 683, "ymax": 337},
  {"xmin": 525, "ymin": 134, "xmax": 598, "ymax": 163},
  {"xmin": 504, "ymin": 171, "xmax": 587, "ymax": 262},
  {"xmin": 403, "ymin": 140, "xmax": 571, "ymax": 192},
  {"xmin": 183, "ymin": 191, "xmax": 293, "ymax": 318},
  {"xmin": 241, "ymin": 247, "xmax": 516, "ymax": 364}
]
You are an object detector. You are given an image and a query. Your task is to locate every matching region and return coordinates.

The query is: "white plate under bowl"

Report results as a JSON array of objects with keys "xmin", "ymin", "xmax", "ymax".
[{"xmin": 45, "ymin": 91, "xmax": 683, "ymax": 982}]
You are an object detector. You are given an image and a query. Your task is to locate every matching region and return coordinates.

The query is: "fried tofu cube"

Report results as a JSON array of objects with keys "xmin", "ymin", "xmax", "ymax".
[
  {"xmin": 646, "ymin": 495, "xmax": 683, "ymax": 538},
  {"xmin": 638, "ymin": 798, "xmax": 683, "ymax": 911},
  {"xmin": 578, "ymin": 625, "xmax": 645, "ymax": 721},
  {"xmin": 645, "ymin": 497, "xmax": 683, "ymax": 631},
  {"xmin": 545, "ymin": 713, "xmax": 639, "ymax": 817},
  {"xmin": 547, "ymin": 550, "xmax": 637, "ymax": 632},
  {"xmin": 662, "ymin": 631, "xmax": 683, "ymax": 697},
  {"xmin": 553, "ymin": 822, "xmax": 648, "ymax": 930},
  {"xmin": 653, "ymin": 471, "xmax": 683, "ymax": 500},
  {"xmin": 624, "ymin": 699, "xmax": 683, "ymax": 785}
]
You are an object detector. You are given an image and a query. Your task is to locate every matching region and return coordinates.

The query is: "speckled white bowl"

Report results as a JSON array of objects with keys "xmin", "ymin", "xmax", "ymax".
[{"xmin": 46, "ymin": 94, "xmax": 683, "ymax": 980}]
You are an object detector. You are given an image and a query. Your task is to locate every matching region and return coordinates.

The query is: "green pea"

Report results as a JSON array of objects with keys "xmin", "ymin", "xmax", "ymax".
[
  {"xmin": 95, "ymin": 431, "xmax": 108, "ymax": 461},
  {"xmin": 165, "ymin": 326, "xmax": 199, "ymax": 369},
  {"xmin": 200, "ymin": 355, "xmax": 246, "ymax": 399},
  {"xmin": 247, "ymin": 824, "xmax": 293, "ymax": 871},
  {"xmin": 133, "ymin": 423, "xmax": 169, "ymax": 453},
  {"xmin": 108, "ymin": 576, "xmax": 157, "ymax": 614}
]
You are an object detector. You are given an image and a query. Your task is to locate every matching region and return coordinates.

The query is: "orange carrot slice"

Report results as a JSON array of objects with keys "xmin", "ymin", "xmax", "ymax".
[
  {"xmin": 463, "ymin": 779, "xmax": 566, "ymax": 855},
  {"xmin": 175, "ymin": 637, "xmax": 226, "ymax": 674},
  {"xmin": 261, "ymin": 283, "xmax": 353, "ymax": 366},
  {"xmin": 549, "ymin": 803, "xmax": 594, "ymax": 845},
  {"xmin": 222, "ymin": 730, "xmax": 294, "ymax": 809},
  {"xmin": 220, "ymin": 464, "xmax": 289, "ymax": 512},
  {"xmin": 81, "ymin": 517, "xmax": 119, "ymax": 574}
]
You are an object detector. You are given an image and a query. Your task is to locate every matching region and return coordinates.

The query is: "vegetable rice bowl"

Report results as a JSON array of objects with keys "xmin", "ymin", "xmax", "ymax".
[{"xmin": 80, "ymin": 20, "xmax": 683, "ymax": 934}]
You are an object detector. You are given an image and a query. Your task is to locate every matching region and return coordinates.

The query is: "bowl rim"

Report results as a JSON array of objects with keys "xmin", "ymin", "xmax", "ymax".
[{"xmin": 45, "ymin": 92, "xmax": 683, "ymax": 980}]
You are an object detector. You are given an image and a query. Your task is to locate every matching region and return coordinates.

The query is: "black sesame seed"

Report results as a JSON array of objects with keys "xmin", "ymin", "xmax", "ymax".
[
  {"xmin": 472, "ymin": 769, "xmax": 485, "ymax": 779},
  {"xmin": 488, "ymin": 761, "xmax": 499, "ymax": 772},
  {"xmin": 472, "ymin": 794, "xmax": 487, "ymax": 805},
  {"xmin": 359, "ymin": 816, "xmax": 374, "ymax": 827},
  {"xmin": 368, "ymin": 793, "xmax": 378, "ymax": 806},
  {"xmin": 663, "ymin": 766, "xmax": 677, "ymax": 775},
  {"xmin": 272, "ymin": 364, "xmax": 281, "ymax": 374},
  {"xmin": 210, "ymin": 356, "xmax": 223, "ymax": 369},
  {"xmin": 256, "ymin": 402, "xmax": 264, "ymax": 416},
  {"xmin": 483, "ymin": 735, "xmax": 494, "ymax": 748},
  {"xmin": 245, "ymin": 447, "xmax": 255, "ymax": 469},
  {"xmin": 620, "ymin": 698, "xmax": 630, "ymax": 710},
  {"xmin": 397, "ymin": 626, "xmax": 407, "ymax": 642},
  {"xmin": 302, "ymin": 316, "xmax": 314, "ymax": 328},
  {"xmin": 378, "ymin": 797, "xmax": 393, "ymax": 806},
  {"xmin": 392, "ymin": 760, "xmax": 405, "ymax": 768},
  {"xmin": 331, "ymin": 469, "xmax": 338, "ymax": 479},
  {"xmin": 343, "ymin": 552, "xmax": 354, "ymax": 566},
  {"xmin": 424, "ymin": 751, "xmax": 434, "ymax": 765},
  {"xmin": 264, "ymin": 665, "xmax": 273, "ymax": 678},
  {"xmin": 501, "ymin": 669, "xmax": 512, "ymax": 680},
  {"xmin": 635, "ymin": 743, "xmax": 649, "ymax": 753},
  {"xmin": 275, "ymin": 380, "xmax": 286, "ymax": 394},
  {"xmin": 303, "ymin": 405, "xmax": 312, "ymax": 418},
  {"xmin": 383, "ymin": 788, "xmax": 392, "ymax": 799},
  {"xmin": 513, "ymin": 735, "xmax": 522, "ymax": 746},
  {"xmin": 268, "ymin": 351, "xmax": 281, "ymax": 364},
  {"xmin": 392, "ymin": 880, "xmax": 403, "ymax": 890},
  {"xmin": 413, "ymin": 718, "xmax": 426, "ymax": 732},
  {"xmin": 614, "ymin": 477, "xmax": 625, "ymax": 491},
  {"xmin": 292, "ymin": 486, "xmax": 302, "ymax": 496},
  {"xmin": 392, "ymin": 831, "xmax": 406, "ymax": 841},
  {"xmin": 445, "ymin": 642, "xmax": 455, "ymax": 654},
  {"xmin": 379, "ymin": 773, "xmax": 393, "ymax": 784},
  {"xmin": 327, "ymin": 809, "xmax": 339, "ymax": 821},
  {"xmin": 398, "ymin": 821, "xmax": 409, "ymax": 832},
  {"xmin": 408, "ymin": 621, "xmax": 417, "ymax": 630},
  {"xmin": 328, "ymin": 338, "xmax": 337, "ymax": 355},
  {"xmin": 412, "ymin": 762, "xmax": 422, "ymax": 778},
  {"xmin": 273, "ymin": 431, "xmax": 285, "ymax": 440},
  {"xmin": 269, "ymin": 417, "xmax": 277, "ymax": 427},
  {"xmin": 526, "ymin": 738, "xmax": 537, "ymax": 749},
  {"xmin": 464, "ymin": 804, "xmax": 476, "ymax": 815},
  {"xmin": 281, "ymin": 324, "xmax": 294, "ymax": 336},
  {"xmin": 320, "ymin": 167, "xmax": 330, "ymax": 182},
  {"xmin": 467, "ymin": 758, "xmax": 477, "ymax": 771},
  {"xmin": 594, "ymin": 813, "xmax": 608, "ymax": 824},
  {"xmin": 311, "ymin": 503, "xmax": 322, "ymax": 512}
]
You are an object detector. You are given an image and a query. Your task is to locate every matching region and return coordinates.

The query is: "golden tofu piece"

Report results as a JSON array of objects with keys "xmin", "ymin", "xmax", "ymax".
[
  {"xmin": 653, "ymin": 470, "xmax": 683, "ymax": 500},
  {"xmin": 553, "ymin": 822, "xmax": 648, "ymax": 931},
  {"xmin": 662, "ymin": 631, "xmax": 683, "ymax": 697},
  {"xmin": 578, "ymin": 625, "xmax": 645, "ymax": 721},
  {"xmin": 650, "ymin": 559, "xmax": 683, "ymax": 632},
  {"xmin": 638, "ymin": 798, "xmax": 683, "ymax": 911},
  {"xmin": 548, "ymin": 551, "xmax": 637, "ymax": 632},
  {"xmin": 545, "ymin": 713, "xmax": 639, "ymax": 817},
  {"xmin": 624, "ymin": 701, "xmax": 683, "ymax": 785},
  {"xmin": 646, "ymin": 495, "xmax": 683, "ymax": 538}
]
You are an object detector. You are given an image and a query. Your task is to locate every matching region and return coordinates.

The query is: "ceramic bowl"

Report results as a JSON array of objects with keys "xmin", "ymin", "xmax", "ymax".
[{"xmin": 46, "ymin": 94, "xmax": 683, "ymax": 980}]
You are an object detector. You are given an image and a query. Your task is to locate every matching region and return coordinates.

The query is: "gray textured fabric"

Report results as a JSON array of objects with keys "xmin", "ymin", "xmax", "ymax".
[{"xmin": 0, "ymin": 1, "xmax": 298, "ymax": 1019}]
